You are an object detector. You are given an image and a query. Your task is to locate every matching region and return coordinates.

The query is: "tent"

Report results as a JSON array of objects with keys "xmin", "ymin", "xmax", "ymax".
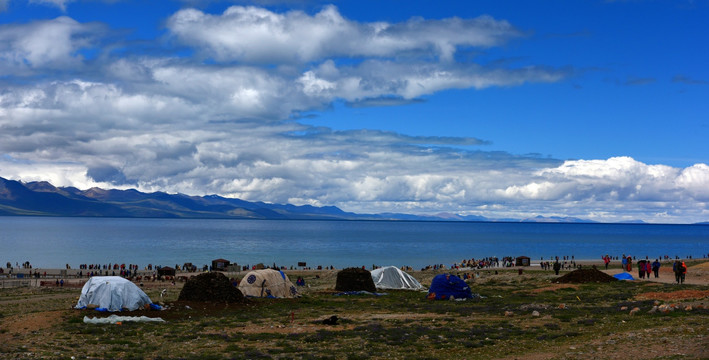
[
  {"xmin": 427, "ymin": 274, "xmax": 473, "ymax": 300},
  {"xmin": 371, "ymin": 266, "xmax": 424, "ymax": 290},
  {"xmin": 75, "ymin": 276, "xmax": 153, "ymax": 311},
  {"xmin": 335, "ymin": 267, "xmax": 376, "ymax": 292},
  {"xmin": 613, "ymin": 272, "xmax": 635, "ymax": 281},
  {"xmin": 238, "ymin": 269, "xmax": 298, "ymax": 298}
]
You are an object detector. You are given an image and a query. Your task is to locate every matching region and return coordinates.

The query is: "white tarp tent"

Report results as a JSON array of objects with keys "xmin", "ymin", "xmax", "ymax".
[
  {"xmin": 75, "ymin": 276, "xmax": 153, "ymax": 312},
  {"xmin": 238, "ymin": 269, "xmax": 298, "ymax": 298},
  {"xmin": 371, "ymin": 266, "xmax": 424, "ymax": 290}
]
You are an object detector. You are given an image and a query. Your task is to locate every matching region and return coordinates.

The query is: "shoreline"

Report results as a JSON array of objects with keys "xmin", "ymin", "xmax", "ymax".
[
  {"xmin": 2, "ymin": 258, "xmax": 707, "ymax": 287},
  {"xmin": 4, "ymin": 254, "xmax": 707, "ymax": 275}
]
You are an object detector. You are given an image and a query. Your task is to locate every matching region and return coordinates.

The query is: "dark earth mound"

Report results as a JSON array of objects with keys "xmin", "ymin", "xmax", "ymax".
[
  {"xmin": 178, "ymin": 272, "xmax": 247, "ymax": 303},
  {"xmin": 335, "ymin": 267, "xmax": 376, "ymax": 292},
  {"xmin": 556, "ymin": 268, "xmax": 619, "ymax": 283}
]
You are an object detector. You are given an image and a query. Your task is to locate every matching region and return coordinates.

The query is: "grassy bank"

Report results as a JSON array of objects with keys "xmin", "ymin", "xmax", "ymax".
[{"xmin": 1, "ymin": 265, "xmax": 708, "ymax": 359}]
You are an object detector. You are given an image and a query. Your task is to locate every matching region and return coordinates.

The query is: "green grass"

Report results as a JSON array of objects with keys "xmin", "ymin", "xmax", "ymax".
[{"xmin": 2, "ymin": 270, "xmax": 708, "ymax": 359}]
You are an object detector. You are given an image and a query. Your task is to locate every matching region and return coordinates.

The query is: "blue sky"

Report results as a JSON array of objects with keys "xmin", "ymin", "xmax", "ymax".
[{"xmin": 0, "ymin": 0, "xmax": 707, "ymax": 223}]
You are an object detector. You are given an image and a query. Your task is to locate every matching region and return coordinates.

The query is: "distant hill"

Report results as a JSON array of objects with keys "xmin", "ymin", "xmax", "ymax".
[
  {"xmin": 0, "ymin": 176, "xmax": 678, "ymax": 224},
  {"xmin": 0, "ymin": 177, "xmax": 377, "ymax": 220},
  {"xmin": 521, "ymin": 215, "xmax": 598, "ymax": 223}
]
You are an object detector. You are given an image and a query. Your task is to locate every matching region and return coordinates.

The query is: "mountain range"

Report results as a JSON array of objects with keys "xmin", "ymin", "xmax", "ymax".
[{"xmin": 0, "ymin": 176, "xmax": 601, "ymax": 222}]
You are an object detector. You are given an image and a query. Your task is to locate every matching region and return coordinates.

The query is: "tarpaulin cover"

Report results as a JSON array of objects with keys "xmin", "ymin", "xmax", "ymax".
[
  {"xmin": 83, "ymin": 315, "xmax": 165, "ymax": 324},
  {"xmin": 75, "ymin": 276, "xmax": 153, "ymax": 312},
  {"xmin": 613, "ymin": 272, "xmax": 635, "ymax": 281}
]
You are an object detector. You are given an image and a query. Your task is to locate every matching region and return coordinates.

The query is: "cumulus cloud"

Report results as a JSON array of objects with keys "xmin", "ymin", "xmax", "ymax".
[
  {"xmin": 299, "ymin": 60, "xmax": 567, "ymax": 101},
  {"xmin": 0, "ymin": 16, "xmax": 102, "ymax": 74},
  {"xmin": 0, "ymin": 5, "xmax": 706, "ymax": 224},
  {"xmin": 167, "ymin": 5, "xmax": 522, "ymax": 63},
  {"xmin": 3, "ymin": 125, "xmax": 707, "ymax": 223}
]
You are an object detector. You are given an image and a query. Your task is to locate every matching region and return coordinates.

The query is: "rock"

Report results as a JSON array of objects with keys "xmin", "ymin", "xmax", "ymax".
[
  {"xmin": 629, "ymin": 307, "xmax": 640, "ymax": 315},
  {"xmin": 504, "ymin": 311, "xmax": 514, "ymax": 317},
  {"xmin": 532, "ymin": 310, "xmax": 540, "ymax": 317},
  {"xmin": 322, "ymin": 315, "xmax": 339, "ymax": 325}
]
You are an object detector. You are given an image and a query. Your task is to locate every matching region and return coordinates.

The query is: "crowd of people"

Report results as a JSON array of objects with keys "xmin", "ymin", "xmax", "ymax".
[{"xmin": 3, "ymin": 253, "xmax": 708, "ymax": 284}]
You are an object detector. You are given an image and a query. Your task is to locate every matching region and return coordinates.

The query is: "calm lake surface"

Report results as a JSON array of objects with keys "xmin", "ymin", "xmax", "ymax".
[{"xmin": 1, "ymin": 217, "xmax": 707, "ymax": 270}]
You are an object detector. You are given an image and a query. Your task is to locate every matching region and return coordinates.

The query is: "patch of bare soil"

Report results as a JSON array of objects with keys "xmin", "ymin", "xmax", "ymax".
[
  {"xmin": 147, "ymin": 300, "xmax": 252, "ymax": 321},
  {"xmin": 0, "ymin": 310, "xmax": 67, "ymax": 338},
  {"xmin": 636, "ymin": 289, "xmax": 709, "ymax": 301},
  {"xmin": 206, "ymin": 311, "xmax": 447, "ymax": 336},
  {"xmin": 526, "ymin": 284, "xmax": 579, "ymax": 293}
]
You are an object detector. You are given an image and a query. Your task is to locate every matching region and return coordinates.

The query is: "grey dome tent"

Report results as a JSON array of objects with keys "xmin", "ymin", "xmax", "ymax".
[
  {"xmin": 75, "ymin": 276, "xmax": 153, "ymax": 312},
  {"xmin": 371, "ymin": 266, "xmax": 424, "ymax": 290}
]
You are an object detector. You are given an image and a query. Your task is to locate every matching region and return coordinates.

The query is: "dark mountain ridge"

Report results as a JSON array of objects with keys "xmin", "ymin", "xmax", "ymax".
[
  {"xmin": 0, "ymin": 176, "xmax": 679, "ymax": 224},
  {"xmin": 0, "ymin": 177, "xmax": 372, "ymax": 220}
]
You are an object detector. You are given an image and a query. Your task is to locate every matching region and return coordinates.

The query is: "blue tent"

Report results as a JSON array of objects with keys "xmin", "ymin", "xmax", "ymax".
[
  {"xmin": 613, "ymin": 272, "xmax": 635, "ymax": 281},
  {"xmin": 428, "ymin": 274, "xmax": 473, "ymax": 300}
]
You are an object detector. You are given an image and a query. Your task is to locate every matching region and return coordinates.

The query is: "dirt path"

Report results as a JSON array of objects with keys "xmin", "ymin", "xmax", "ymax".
[{"xmin": 602, "ymin": 263, "xmax": 709, "ymax": 286}]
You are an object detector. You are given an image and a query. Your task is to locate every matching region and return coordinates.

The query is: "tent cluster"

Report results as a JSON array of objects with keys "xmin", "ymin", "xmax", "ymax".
[
  {"xmin": 333, "ymin": 266, "xmax": 473, "ymax": 300},
  {"xmin": 74, "ymin": 267, "xmax": 476, "ymax": 313}
]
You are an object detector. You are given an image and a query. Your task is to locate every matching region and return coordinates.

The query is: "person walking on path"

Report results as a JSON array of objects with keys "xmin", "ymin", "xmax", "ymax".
[
  {"xmin": 651, "ymin": 259, "xmax": 661, "ymax": 278},
  {"xmin": 638, "ymin": 260, "xmax": 646, "ymax": 279},
  {"xmin": 673, "ymin": 261, "xmax": 682, "ymax": 284},
  {"xmin": 679, "ymin": 261, "xmax": 687, "ymax": 284}
]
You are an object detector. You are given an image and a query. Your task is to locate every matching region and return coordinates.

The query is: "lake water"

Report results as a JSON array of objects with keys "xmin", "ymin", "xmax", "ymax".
[{"xmin": 1, "ymin": 217, "xmax": 707, "ymax": 270}]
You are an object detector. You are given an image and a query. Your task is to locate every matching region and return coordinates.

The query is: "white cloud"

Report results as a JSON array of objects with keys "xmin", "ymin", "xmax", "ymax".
[
  {"xmin": 167, "ymin": 5, "xmax": 521, "ymax": 63},
  {"xmin": 0, "ymin": 6, "xmax": 705, "ymax": 224},
  {"xmin": 0, "ymin": 16, "xmax": 100, "ymax": 74},
  {"xmin": 29, "ymin": 0, "xmax": 74, "ymax": 11},
  {"xmin": 2, "ymin": 115, "xmax": 708, "ymax": 223},
  {"xmin": 676, "ymin": 163, "xmax": 709, "ymax": 201}
]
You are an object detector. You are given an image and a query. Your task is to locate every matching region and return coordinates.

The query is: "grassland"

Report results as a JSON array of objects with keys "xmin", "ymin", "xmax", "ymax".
[{"xmin": 1, "ymin": 262, "xmax": 708, "ymax": 359}]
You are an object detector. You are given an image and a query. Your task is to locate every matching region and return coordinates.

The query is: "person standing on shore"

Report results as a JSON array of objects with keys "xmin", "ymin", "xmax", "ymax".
[
  {"xmin": 603, "ymin": 255, "xmax": 611, "ymax": 270},
  {"xmin": 553, "ymin": 261, "xmax": 561, "ymax": 275},
  {"xmin": 673, "ymin": 261, "xmax": 682, "ymax": 284},
  {"xmin": 652, "ymin": 259, "xmax": 661, "ymax": 278},
  {"xmin": 622, "ymin": 256, "xmax": 628, "ymax": 271}
]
